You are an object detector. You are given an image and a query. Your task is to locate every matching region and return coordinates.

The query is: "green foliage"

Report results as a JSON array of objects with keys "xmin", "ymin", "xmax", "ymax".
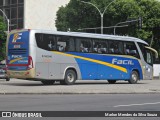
[
  {"xmin": 0, "ymin": 16, "xmax": 7, "ymax": 62},
  {"xmin": 56, "ymin": 0, "xmax": 160, "ymax": 57}
]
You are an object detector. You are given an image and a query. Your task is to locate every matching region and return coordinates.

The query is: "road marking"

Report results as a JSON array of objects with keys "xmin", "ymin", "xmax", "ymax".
[{"xmin": 114, "ymin": 102, "xmax": 160, "ymax": 107}]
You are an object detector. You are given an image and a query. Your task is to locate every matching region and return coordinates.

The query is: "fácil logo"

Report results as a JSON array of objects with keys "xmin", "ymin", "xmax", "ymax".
[
  {"xmin": 112, "ymin": 58, "xmax": 134, "ymax": 65},
  {"xmin": 12, "ymin": 33, "xmax": 22, "ymax": 43},
  {"xmin": 12, "ymin": 55, "xmax": 22, "ymax": 58}
]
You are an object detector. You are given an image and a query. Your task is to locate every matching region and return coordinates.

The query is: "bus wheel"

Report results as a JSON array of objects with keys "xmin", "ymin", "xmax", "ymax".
[
  {"xmin": 128, "ymin": 71, "xmax": 139, "ymax": 84},
  {"xmin": 41, "ymin": 80, "xmax": 55, "ymax": 85},
  {"xmin": 62, "ymin": 70, "xmax": 77, "ymax": 85},
  {"xmin": 6, "ymin": 77, "xmax": 10, "ymax": 81},
  {"xmin": 108, "ymin": 80, "xmax": 116, "ymax": 84}
]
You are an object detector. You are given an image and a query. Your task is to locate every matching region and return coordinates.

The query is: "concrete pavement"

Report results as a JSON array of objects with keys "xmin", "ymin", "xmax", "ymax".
[{"xmin": 0, "ymin": 79, "xmax": 160, "ymax": 94}]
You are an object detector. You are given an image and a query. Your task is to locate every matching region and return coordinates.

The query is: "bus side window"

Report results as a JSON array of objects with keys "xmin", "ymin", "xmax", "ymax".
[
  {"xmin": 93, "ymin": 39, "xmax": 108, "ymax": 54},
  {"xmin": 108, "ymin": 41, "xmax": 124, "ymax": 54},
  {"xmin": 47, "ymin": 35, "xmax": 56, "ymax": 51},
  {"xmin": 124, "ymin": 42, "xmax": 140, "ymax": 58},
  {"xmin": 80, "ymin": 39, "xmax": 92, "ymax": 53},
  {"xmin": 57, "ymin": 36, "xmax": 66, "ymax": 52},
  {"xmin": 109, "ymin": 41, "xmax": 115, "ymax": 54},
  {"xmin": 35, "ymin": 33, "xmax": 44, "ymax": 49},
  {"xmin": 67, "ymin": 37, "xmax": 75, "ymax": 52},
  {"xmin": 36, "ymin": 33, "xmax": 57, "ymax": 51}
]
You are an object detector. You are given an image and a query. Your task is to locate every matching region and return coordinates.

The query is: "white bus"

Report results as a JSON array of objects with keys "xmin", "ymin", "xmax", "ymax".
[{"xmin": 6, "ymin": 29, "xmax": 158, "ymax": 85}]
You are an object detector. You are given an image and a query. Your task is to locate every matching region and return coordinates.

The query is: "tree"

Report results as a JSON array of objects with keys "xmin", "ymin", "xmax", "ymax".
[
  {"xmin": 56, "ymin": 0, "xmax": 160, "ymax": 57},
  {"xmin": 0, "ymin": 16, "xmax": 7, "ymax": 62}
]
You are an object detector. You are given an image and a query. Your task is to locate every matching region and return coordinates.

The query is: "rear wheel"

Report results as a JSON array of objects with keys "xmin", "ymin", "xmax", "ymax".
[
  {"xmin": 60, "ymin": 70, "xmax": 77, "ymax": 85},
  {"xmin": 6, "ymin": 77, "xmax": 10, "ymax": 81},
  {"xmin": 128, "ymin": 71, "xmax": 139, "ymax": 84},
  {"xmin": 108, "ymin": 80, "xmax": 116, "ymax": 84},
  {"xmin": 41, "ymin": 80, "xmax": 55, "ymax": 85}
]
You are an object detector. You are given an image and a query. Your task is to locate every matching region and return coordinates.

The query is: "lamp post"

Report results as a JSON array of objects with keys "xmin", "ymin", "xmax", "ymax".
[
  {"xmin": 0, "ymin": 9, "xmax": 9, "ymax": 34},
  {"xmin": 81, "ymin": 0, "xmax": 116, "ymax": 34}
]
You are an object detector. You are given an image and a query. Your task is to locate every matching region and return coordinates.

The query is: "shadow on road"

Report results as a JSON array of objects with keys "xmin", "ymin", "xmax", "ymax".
[{"xmin": 0, "ymin": 80, "xmax": 147, "ymax": 87}]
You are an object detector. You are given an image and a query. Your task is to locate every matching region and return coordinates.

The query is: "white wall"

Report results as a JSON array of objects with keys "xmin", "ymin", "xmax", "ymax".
[{"xmin": 24, "ymin": 0, "xmax": 70, "ymax": 30}]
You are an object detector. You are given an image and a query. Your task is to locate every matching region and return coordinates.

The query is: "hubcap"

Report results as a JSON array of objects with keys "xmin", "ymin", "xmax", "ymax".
[
  {"xmin": 132, "ymin": 73, "xmax": 137, "ymax": 81},
  {"xmin": 67, "ymin": 73, "xmax": 74, "ymax": 82}
]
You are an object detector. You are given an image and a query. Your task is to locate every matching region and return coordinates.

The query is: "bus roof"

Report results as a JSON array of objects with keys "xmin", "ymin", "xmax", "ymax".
[{"xmin": 10, "ymin": 29, "xmax": 149, "ymax": 45}]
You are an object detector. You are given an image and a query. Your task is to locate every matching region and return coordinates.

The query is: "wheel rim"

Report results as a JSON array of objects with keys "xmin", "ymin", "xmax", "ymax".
[
  {"xmin": 67, "ymin": 73, "xmax": 74, "ymax": 82},
  {"xmin": 132, "ymin": 73, "xmax": 137, "ymax": 82}
]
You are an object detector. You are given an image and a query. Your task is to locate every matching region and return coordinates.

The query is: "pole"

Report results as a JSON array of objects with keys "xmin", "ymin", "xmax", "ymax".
[
  {"xmin": 81, "ymin": 0, "xmax": 116, "ymax": 34},
  {"xmin": 0, "ymin": 9, "xmax": 10, "ymax": 34},
  {"xmin": 101, "ymin": 14, "xmax": 103, "ymax": 34}
]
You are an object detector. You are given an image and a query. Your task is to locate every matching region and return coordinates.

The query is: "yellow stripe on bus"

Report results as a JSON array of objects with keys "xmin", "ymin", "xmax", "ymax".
[
  {"xmin": 9, "ymin": 58, "xmax": 23, "ymax": 64},
  {"xmin": 53, "ymin": 52, "xmax": 127, "ymax": 73}
]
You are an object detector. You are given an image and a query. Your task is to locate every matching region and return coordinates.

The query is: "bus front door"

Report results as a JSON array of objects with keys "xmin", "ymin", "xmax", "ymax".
[{"xmin": 143, "ymin": 49, "xmax": 153, "ymax": 80}]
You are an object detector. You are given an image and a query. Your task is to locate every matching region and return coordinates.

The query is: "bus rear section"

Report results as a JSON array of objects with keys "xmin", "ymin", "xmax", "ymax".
[{"xmin": 7, "ymin": 30, "xmax": 35, "ymax": 78}]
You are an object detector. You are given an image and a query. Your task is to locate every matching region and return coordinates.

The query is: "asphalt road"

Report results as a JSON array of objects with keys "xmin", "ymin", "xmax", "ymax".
[
  {"xmin": 0, "ymin": 94, "xmax": 160, "ymax": 120},
  {"xmin": 0, "ymin": 94, "xmax": 160, "ymax": 111},
  {"xmin": 0, "ymin": 78, "xmax": 160, "ymax": 120},
  {"xmin": 0, "ymin": 78, "xmax": 160, "ymax": 94}
]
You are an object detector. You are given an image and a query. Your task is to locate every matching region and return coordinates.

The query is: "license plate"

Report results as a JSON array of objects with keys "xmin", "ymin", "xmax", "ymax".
[{"xmin": 0, "ymin": 74, "xmax": 5, "ymax": 77}]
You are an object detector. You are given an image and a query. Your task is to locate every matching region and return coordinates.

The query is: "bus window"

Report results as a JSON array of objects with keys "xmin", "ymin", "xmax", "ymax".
[
  {"xmin": 124, "ymin": 42, "xmax": 140, "ymax": 58},
  {"xmin": 57, "ymin": 36, "xmax": 67, "ymax": 52},
  {"xmin": 138, "ymin": 43, "xmax": 145, "ymax": 58},
  {"xmin": 35, "ymin": 33, "xmax": 56, "ymax": 51},
  {"xmin": 35, "ymin": 33, "xmax": 43, "ymax": 49},
  {"xmin": 57, "ymin": 36, "xmax": 75, "ymax": 52},
  {"xmin": 45, "ymin": 34, "xmax": 56, "ymax": 51},
  {"xmin": 93, "ymin": 39, "xmax": 108, "ymax": 54},
  {"xmin": 67, "ymin": 37, "xmax": 75, "ymax": 52},
  {"xmin": 108, "ymin": 41, "xmax": 123, "ymax": 54},
  {"xmin": 109, "ymin": 41, "xmax": 115, "ymax": 54},
  {"xmin": 145, "ymin": 50, "xmax": 153, "ymax": 65},
  {"xmin": 76, "ymin": 38, "xmax": 92, "ymax": 53}
]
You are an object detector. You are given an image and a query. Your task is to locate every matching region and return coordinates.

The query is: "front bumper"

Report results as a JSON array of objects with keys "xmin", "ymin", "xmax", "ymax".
[{"xmin": 0, "ymin": 74, "xmax": 8, "ymax": 79}]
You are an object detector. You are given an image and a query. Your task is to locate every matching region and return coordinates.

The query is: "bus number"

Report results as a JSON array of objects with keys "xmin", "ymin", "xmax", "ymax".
[{"xmin": 14, "ymin": 45, "xmax": 21, "ymax": 48}]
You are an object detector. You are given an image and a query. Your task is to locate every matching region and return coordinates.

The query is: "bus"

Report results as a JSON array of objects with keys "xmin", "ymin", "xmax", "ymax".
[{"xmin": 6, "ymin": 29, "xmax": 158, "ymax": 85}]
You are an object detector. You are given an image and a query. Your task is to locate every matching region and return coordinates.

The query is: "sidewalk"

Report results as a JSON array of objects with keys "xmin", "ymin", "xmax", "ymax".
[{"xmin": 0, "ymin": 79, "xmax": 160, "ymax": 94}]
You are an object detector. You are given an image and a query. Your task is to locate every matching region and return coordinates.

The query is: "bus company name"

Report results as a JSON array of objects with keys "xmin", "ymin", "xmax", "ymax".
[
  {"xmin": 12, "ymin": 55, "xmax": 22, "ymax": 58},
  {"xmin": 112, "ymin": 58, "xmax": 134, "ymax": 65}
]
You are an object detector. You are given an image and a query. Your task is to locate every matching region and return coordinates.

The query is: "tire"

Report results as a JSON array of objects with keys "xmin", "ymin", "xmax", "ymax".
[
  {"xmin": 41, "ymin": 80, "xmax": 55, "ymax": 85},
  {"xmin": 6, "ymin": 77, "xmax": 10, "ymax": 81},
  {"xmin": 61, "ymin": 70, "xmax": 77, "ymax": 85},
  {"xmin": 59, "ymin": 80, "xmax": 65, "ymax": 85},
  {"xmin": 108, "ymin": 80, "xmax": 116, "ymax": 84},
  {"xmin": 128, "ymin": 71, "xmax": 139, "ymax": 84}
]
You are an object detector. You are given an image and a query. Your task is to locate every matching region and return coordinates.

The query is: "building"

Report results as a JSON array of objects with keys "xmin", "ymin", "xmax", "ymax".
[{"xmin": 0, "ymin": 0, "xmax": 70, "ymax": 31}]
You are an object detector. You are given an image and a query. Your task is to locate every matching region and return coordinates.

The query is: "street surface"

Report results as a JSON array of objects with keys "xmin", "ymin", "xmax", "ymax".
[
  {"xmin": 0, "ymin": 94, "xmax": 160, "ymax": 120},
  {"xmin": 0, "ymin": 78, "xmax": 160, "ymax": 120},
  {"xmin": 0, "ymin": 78, "xmax": 160, "ymax": 94},
  {"xmin": 0, "ymin": 94, "xmax": 160, "ymax": 111}
]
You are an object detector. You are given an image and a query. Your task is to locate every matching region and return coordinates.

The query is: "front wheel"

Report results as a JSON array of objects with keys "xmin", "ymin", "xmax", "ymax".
[
  {"xmin": 128, "ymin": 71, "xmax": 139, "ymax": 84},
  {"xmin": 61, "ymin": 70, "xmax": 77, "ymax": 85},
  {"xmin": 41, "ymin": 80, "xmax": 55, "ymax": 85}
]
